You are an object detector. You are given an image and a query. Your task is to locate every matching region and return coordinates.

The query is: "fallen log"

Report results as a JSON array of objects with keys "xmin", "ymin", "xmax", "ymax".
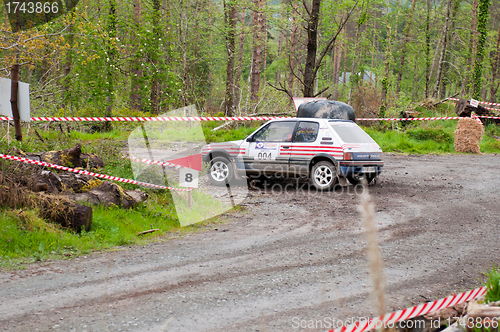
[
  {"xmin": 72, "ymin": 181, "xmax": 148, "ymax": 209},
  {"xmin": 0, "ymin": 184, "xmax": 92, "ymax": 232},
  {"xmin": 455, "ymin": 98, "xmax": 500, "ymax": 125},
  {"xmin": 13, "ymin": 144, "xmax": 104, "ymax": 170},
  {"xmin": 467, "ymin": 300, "xmax": 500, "ymax": 319},
  {"xmin": 37, "ymin": 193, "xmax": 92, "ymax": 232}
]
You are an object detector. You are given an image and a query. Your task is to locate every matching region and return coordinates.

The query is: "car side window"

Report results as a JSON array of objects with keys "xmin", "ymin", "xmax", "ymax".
[
  {"xmin": 253, "ymin": 121, "xmax": 297, "ymax": 142},
  {"xmin": 293, "ymin": 121, "xmax": 319, "ymax": 143}
]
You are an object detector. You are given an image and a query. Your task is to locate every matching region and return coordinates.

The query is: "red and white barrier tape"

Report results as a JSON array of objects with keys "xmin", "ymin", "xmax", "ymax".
[
  {"xmin": 447, "ymin": 97, "xmax": 500, "ymax": 107},
  {"xmin": 129, "ymin": 156, "xmax": 181, "ymax": 169},
  {"xmin": 327, "ymin": 286, "xmax": 487, "ymax": 332},
  {"xmin": 471, "ymin": 113, "xmax": 483, "ymax": 125},
  {"xmin": 2, "ymin": 115, "xmax": 498, "ymax": 122},
  {"xmin": 0, "ymin": 153, "xmax": 191, "ymax": 192},
  {"xmin": 356, "ymin": 117, "xmax": 462, "ymax": 121},
  {"xmin": 0, "ymin": 116, "xmax": 288, "ymax": 122}
]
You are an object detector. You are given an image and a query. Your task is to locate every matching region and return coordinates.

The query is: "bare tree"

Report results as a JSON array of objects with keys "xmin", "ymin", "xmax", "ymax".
[
  {"xmin": 396, "ymin": 0, "xmax": 416, "ymax": 94},
  {"xmin": 489, "ymin": 22, "xmax": 500, "ymax": 101},
  {"xmin": 432, "ymin": 0, "xmax": 453, "ymax": 98},
  {"xmin": 287, "ymin": 1, "xmax": 298, "ymax": 94},
  {"xmin": 250, "ymin": 0, "xmax": 264, "ymax": 102},
  {"xmin": 223, "ymin": 0, "xmax": 237, "ymax": 116},
  {"xmin": 130, "ymin": 0, "xmax": 143, "ymax": 111},
  {"xmin": 234, "ymin": 10, "xmax": 246, "ymax": 109},
  {"xmin": 270, "ymin": 0, "xmax": 359, "ymax": 98}
]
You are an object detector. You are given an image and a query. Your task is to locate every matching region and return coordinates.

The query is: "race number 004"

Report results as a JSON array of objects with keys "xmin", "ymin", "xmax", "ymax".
[{"xmin": 256, "ymin": 152, "xmax": 273, "ymax": 160}]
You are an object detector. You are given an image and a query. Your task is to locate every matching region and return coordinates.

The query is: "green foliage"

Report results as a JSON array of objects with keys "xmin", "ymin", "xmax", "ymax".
[
  {"xmin": 365, "ymin": 127, "xmax": 455, "ymax": 154},
  {"xmin": 365, "ymin": 119, "xmax": 500, "ymax": 154},
  {"xmin": 0, "ymin": 192, "xmax": 179, "ymax": 268},
  {"xmin": 484, "ymin": 264, "xmax": 500, "ymax": 303},
  {"xmin": 202, "ymin": 122, "xmax": 260, "ymax": 143}
]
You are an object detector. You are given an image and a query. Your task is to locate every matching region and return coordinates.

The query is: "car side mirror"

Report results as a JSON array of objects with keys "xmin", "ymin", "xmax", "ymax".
[{"xmin": 246, "ymin": 135, "xmax": 254, "ymax": 142}]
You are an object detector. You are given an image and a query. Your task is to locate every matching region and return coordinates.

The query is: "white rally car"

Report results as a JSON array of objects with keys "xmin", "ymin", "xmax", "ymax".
[{"xmin": 201, "ymin": 118, "xmax": 384, "ymax": 190}]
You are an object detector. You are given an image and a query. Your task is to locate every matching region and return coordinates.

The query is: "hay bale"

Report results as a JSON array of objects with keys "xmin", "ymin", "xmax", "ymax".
[{"xmin": 454, "ymin": 117, "xmax": 484, "ymax": 153}]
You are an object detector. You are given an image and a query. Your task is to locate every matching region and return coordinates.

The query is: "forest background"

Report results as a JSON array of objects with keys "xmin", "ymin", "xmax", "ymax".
[{"xmin": 0, "ymin": 0, "xmax": 498, "ymax": 120}]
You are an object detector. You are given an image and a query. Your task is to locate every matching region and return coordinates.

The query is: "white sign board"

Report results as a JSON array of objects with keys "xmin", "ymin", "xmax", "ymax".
[
  {"xmin": 0, "ymin": 77, "xmax": 31, "ymax": 122},
  {"xmin": 470, "ymin": 99, "xmax": 479, "ymax": 108},
  {"xmin": 292, "ymin": 97, "xmax": 327, "ymax": 112},
  {"xmin": 179, "ymin": 168, "xmax": 199, "ymax": 188}
]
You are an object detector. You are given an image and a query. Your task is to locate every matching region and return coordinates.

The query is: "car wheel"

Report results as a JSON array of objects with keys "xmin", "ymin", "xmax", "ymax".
[
  {"xmin": 310, "ymin": 161, "xmax": 337, "ymax": 191},
  {"xmin": 347, "ymin": 173, "xmax": 375, "ymax": 186},
  {"xmin": 208, "ymin": 156, "xmax": 234, "ymax": 186}
]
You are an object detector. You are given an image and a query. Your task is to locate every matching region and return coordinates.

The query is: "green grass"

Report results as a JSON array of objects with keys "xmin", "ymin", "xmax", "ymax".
[
  {"xmin": 202, "ymin": 121, "xmax": 260, "ymax": 143},
  {"xmin": 484, "ymin": 264, "xmax": 500, "ymax": 303},
  {"xmin": 364, "ymin": 121, "xmax": 500, "ymax": 155},
  {"xmin": 0, "ymin": 190, "xmax": 181, "ymax": 268}
]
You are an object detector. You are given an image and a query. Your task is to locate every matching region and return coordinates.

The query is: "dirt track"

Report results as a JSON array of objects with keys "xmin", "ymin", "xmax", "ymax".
[{"xmin": 1, "ymin": 153, "xmax": 499, "ymax": 332}]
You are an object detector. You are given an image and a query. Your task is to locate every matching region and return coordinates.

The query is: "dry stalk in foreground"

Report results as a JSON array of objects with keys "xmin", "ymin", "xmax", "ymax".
[{"xmin": 358, "ymin": 184, "xmax": 387, "ymax": 318}]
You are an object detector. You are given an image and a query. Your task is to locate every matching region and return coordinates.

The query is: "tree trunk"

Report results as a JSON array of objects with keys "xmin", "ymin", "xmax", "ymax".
[
  {"xmin": 381, "ymin": 18, "xmax": 392, "ymax": 117},
  {"xmin": 204, "ymin": 0, "xmax": 213, "ymax": 112},
  {"xmin": 130, "ymin": 0, "xmax": 143, "ymax": 111},
  {"xmin": 150, "ymin": 0, "xmax": 161, "ymax": 113},
  {"xmin": 61, "ymin": 14, "xmax": 74, "ymax": 110},
  {"xmin": 303, "ymin": 0, "xmax": 321, "ymax": 97},
  {"xmin": 261, "ymin": 5, "xmax": 267, "ymax": 88},
  {"xmin": 440, "ymin": 0, "xmax": 460, "ymax": 98},
  {"xmin": 234, "ymin": 10, "xmax": 246, "ymax": 109},
  {"xmin": 471, "ymin": 0, "xmax": 479, "ymax": 67},
  {"xmin": 461, "ymin": 0, "xmax": 479, "ymax": 95},
  {"xmin": 432, "ymin": 0, "xmax": 453, "ymax": 98},
  {"xmin": 472, "ymin": 0, "xmax": 491, "ymax": 99},
  {"xmin": 275, "ymin": 26, "xmax": 283, "ymax": 85},
  {"xmin": 333, "ymin": 36, "xmax": 342, "ymax": 99},
  {"xmin": 104, "ymin": 0, "xmax": 117, "ymax": 131},
  {"xmin": 425, "ymin": 0, "xmax": 431, "ymax": 98},
  {"xmin": 10, "ymin": 61, "xmax": 22, "ymax": 141},
  {"xmin": 396, "ymin": 0, "xmax": 416, "ymax": 94},
  {"xmin": 489, "ymin": 22, "xmax": 500, "ymax": 101},
  {"xmin": 224, "ymin": 0, "xmax": 237, "ymax": 116},
  {"xmin": 251, "ymin": 0, "xmax": 263, "ymax": 103},
  {"xmin": 371, "ymin": 13, "xmax": 376, "ymax": 83},
  {"xmin": 287, "ymin": 1, "xmax": 298, "ymax": 94}
]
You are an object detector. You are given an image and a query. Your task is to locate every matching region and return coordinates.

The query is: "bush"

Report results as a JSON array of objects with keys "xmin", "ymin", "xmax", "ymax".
[{"xmin": 485, "ymin": 264, "xmax": 500, "ymax": 303}]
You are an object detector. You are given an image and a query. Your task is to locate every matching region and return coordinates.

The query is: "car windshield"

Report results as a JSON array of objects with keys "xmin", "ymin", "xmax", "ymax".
[{"xmin": 328, "ymin": 122, "xmax": 376, "ymax": 143}]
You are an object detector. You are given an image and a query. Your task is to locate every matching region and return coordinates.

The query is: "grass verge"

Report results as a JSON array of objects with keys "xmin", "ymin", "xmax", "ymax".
[
  {"xmin": 364, "ymin": 122, "xmax": 500, "ymax": 154},
  {"xmin": 484, "ymin": 264, "xmax": 500, "ymax": 303}
]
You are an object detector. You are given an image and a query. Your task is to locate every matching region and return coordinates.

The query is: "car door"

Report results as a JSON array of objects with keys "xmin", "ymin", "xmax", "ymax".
[
  {"xmin": 245, "ymin": 121, "xmax": 298, "ymax": 175},
  {"xmin": 288, "ymin": 121, "xmax": 321, "ymax": 176}
]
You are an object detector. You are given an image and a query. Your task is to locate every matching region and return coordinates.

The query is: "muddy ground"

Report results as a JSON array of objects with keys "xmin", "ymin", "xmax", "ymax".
[{"xmin": 1, "ymin": 153, "xmax": 499, "ymax": 332}]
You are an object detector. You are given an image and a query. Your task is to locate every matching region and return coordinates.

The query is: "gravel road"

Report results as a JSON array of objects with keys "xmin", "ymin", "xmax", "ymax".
[{"xmin": 1, "ymin": 154, "xmax": 499, "ymax": 332}]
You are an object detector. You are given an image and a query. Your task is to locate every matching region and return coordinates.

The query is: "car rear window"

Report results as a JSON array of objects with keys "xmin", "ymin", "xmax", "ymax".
[{"xmin": 328, "ymin": 122, "xmax": 376, "ymax": 143}]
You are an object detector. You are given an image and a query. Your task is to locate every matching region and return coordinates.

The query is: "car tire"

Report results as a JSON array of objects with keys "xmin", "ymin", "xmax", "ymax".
[
  {"xmin": 310, "ymin": 161, "xmax": 337, "ymax": 191},
  {"xmin": 347, "ymin": 173, "xmax": 375, "ymax": 186},
  {"xmin": 208, "ymin": 156, "xmax": 234, "ymax": 186}
]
